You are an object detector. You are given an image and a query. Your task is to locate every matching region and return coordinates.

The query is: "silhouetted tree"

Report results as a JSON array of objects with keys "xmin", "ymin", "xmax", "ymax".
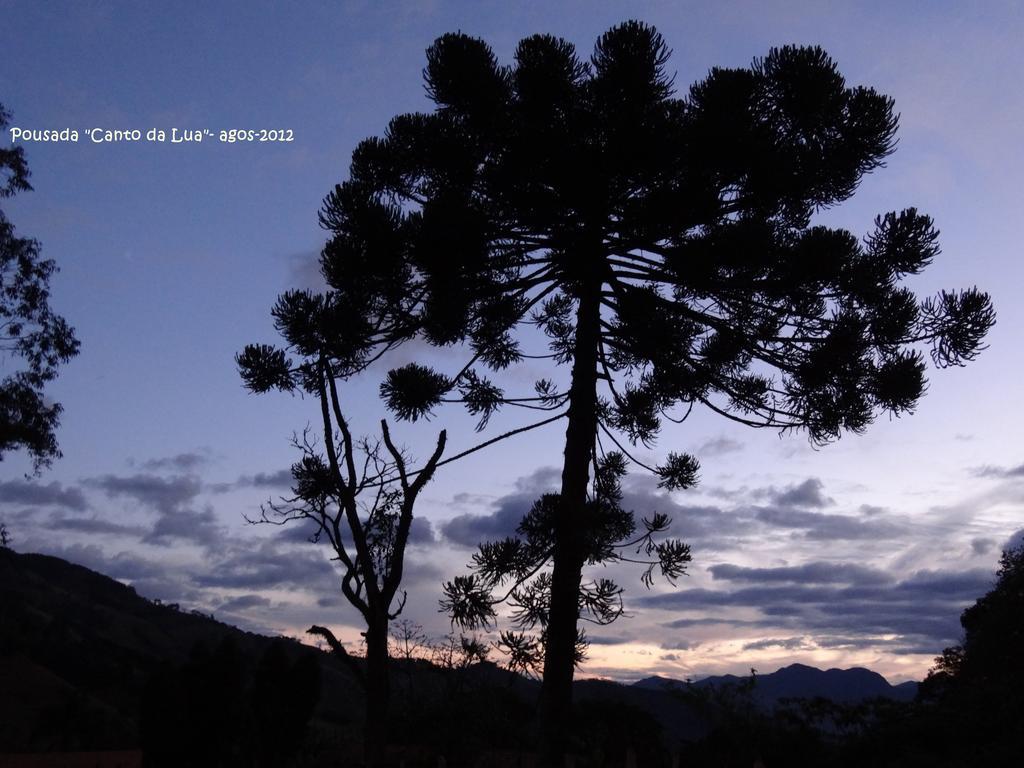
[
  {"xmin": 0, "ymin": 521, "xmax": 10, "ymax": 549},
  {"xmin": 387, "ymin": 618, "xmax": 430, "ymax": 717},
  {"xmin": 238, "ymin": 322, "xmax": 445, "ymax": 765},
  {"xmin": 389, "ymin": 617, "xmax": 430, "ymax": 663},
  {"xmin": 257, "ymin": 21, "xmax": 994, "ymax": 764},
  {"xmin": 932, "ymin": 543, "xmax": 1024, "ymax": 687},
  {"xmin": 921, "ymin": 542, "xmax": 1024, "ymax": 759},
  {"xmin": 429, "ymin": 631, "xmax": 491, "ymax": 678},
  {"xmin": 0, "ymin": 103, "xmax": 80, "ymax": 472},
  {"xmin": 443, "ymin": 449, "xmax": 691, "ymax": 679}
]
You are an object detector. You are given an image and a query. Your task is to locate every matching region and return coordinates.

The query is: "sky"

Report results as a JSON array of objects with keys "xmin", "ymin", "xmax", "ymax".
[{"xmin": 1, "ymin": 0, "xmax": 1023, "ymax": 685}]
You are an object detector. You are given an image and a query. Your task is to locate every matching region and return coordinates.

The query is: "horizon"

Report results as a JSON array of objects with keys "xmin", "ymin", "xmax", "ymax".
[
  {"xmin": 0, "ymin": 543, "xmax": 926, "ymax": 688},
  {"xmin": 2, "ymin": 0, "xmax": 1023, "ymax": 688}
]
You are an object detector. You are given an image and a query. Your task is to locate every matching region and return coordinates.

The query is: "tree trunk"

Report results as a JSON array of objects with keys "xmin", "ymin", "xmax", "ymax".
[
  {"xmin": 539, "ymin": 281, "xmax": 602, "ymax": 767},
  {"xmin": 364, "ymin": 613, "xmax": 391, "ymax": 767}
]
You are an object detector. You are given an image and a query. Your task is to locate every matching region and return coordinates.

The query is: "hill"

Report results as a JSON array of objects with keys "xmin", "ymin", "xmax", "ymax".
[
  {"xmin": 633, "ymin": 662, "xmax": 918, "ymax": 706},
  {"xmin": 0, "ymin": 547, "xmax": 357, "ymax": 755}
]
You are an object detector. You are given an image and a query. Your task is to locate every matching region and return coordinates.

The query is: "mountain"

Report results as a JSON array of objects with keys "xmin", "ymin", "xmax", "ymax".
[
  {"xmin": 0, "ymin": 547, "xmax": 356, "ymax": 755},
  {"xmin": 633, "ymin": 662, "xmax": 918, "ymax": 706}
]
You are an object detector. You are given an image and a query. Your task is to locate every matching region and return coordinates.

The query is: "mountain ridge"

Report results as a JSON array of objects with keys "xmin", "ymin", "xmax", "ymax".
[{"xmin": 632, "ymin": 661, "xmax": 919, "ymax": 705}]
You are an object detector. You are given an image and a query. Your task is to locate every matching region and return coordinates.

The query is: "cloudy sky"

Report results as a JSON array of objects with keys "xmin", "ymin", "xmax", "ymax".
[{"xmin": 2, "ymin": 0, "xmax": 1022, "ymax": 684}]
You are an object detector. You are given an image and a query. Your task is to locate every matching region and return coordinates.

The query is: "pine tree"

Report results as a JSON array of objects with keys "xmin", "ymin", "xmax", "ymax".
[{"xmin": 244, "ymin": 22, "xmax": 994, "ymax": 764}]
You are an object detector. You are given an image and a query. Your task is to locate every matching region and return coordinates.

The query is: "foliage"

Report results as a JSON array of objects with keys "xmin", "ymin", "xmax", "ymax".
[
  {"xmin": 928, "ymin": 543, "xmax": 1024, "ymax": 687},
  {"xmin": 441, "ymin": 450, "xmax": 692, "ymax": 668},
  {"xmin": 0, "ymin": 103, "xmax": 80, "ymax": 472},
  {"xmin": 918, "ymin": 542, "xmax": 1024, "ymax": 760},
  {"xmin": 389, "ymin": 618, "xmax": 431, "ymax": 662},
  {"xmin": 288, "ymin": 20, "xmax": 994, "ymax": 762},
  {"xmin": 311, "ymin": 25, "xmax": 992, "ymax": 447}
]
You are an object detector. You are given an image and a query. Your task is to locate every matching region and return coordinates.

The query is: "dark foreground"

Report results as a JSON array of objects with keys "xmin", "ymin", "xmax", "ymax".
[{"xmin": 2, "ymin": 547, "xmax": 1021, "ymax": 767}]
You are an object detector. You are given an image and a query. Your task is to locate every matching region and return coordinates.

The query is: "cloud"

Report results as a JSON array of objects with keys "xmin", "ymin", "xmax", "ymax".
[
  {"xmin": 409, "ymin": 516, "xmax": 435, "ymax": 545},
  {"xmin": 218, "ymin": 594, "xmax": 272, "ymax": 612},
  {"xmin": 137, "ymin": 452, "xmax": 210, "ymax": 473},
  {"xmin": 1006, "ymin": 529, "xmax": 1024, "ymax": 552},
  {"xmin": 621, "ymin": 474, "xmax": 905, "ymax": 546},
  {"xmin": 971, "ymin": 537, "xmax": 996, "ymax": 555},
  {"xmin": 210, "ymin": 468, "xmax": 293, "ymax": 494},
  {"xmin": 143, "ymin": 504, "xmax": 224, "ymax": 547},
  {"xmin": 285, "ymin": 249, "xmax": 327, "ymax": 292},
  {"xmin": 768, "ymin": 478, "xmax": 833, "ymax": 509},
  {"xmin": 663, "ymin": 617, "xmax": 769, "ymax": 630},
  {"xmin": 196, "ymin": 528, "xmax": 445, "ymax": 610},
  {"xmin": 619, "ymin": 474, "xmax": 756, "ymax": 546},
  {"xmin": 752, "ymin": 505, "xmax": 906, "ymax": 540},
  {"xmin": 695, "ymin": 437, "xmax": 744, "ymax": 457},
  {"xmin": 48, "ymin": 514, "xmax": 147, "ymax": 537},
  {"xmin": 709, "ymin": 561, "xmax": 894, "ymax": 586},
  {"xmin": 639, "ymin": 566, "xmax": 993, "ymax": 651},
  {"xmin": 925, "ymin": 481, "xmax": 1024, "ymax": 532},
  {"xmin": 971, "ymin": 463, "xmax": 1024, "ymax": 480},
  {"xmin": 513, "ymin": 466, "xmax": 562, "ymax": 493},
  {"xmin": 660, "ymin": 639, "xmax": 694, "ymax": 651},
  {"xmin": 84, "ymin": 473, "xmax": 202, "ymax": 516},
  {"xmin": 858, "ymin": 504, "xmax": 888, "ymax": 516},
  {"xmin": 0, "ymin": 480, "xmax": 88, "ymax": 511},
  {"xmin": 431, "ymin": 466, "xmax": 978, "ymax": 669},
  {"xmin": 234, "ymin": 469, "xmax": 293, "ymax": 489},
  {"xmin": 197, "ymin": 539, "xmax": 337, "ymax": 591},
  {"xmin": 81, "ymin": 472, "xmax": 224, "ymax": 547},
  {"xmin": 399, "ymin": 557, "xmax": 444, "ymax": 590},
  {"xmin": 450, "ymin": 492, "xmax": 493, "ymax": 507},
  {"xmin": 441, "ymin": 493, "xmax": 534, "ymax": 547},
  {"xmin": 742, "ymin": 636, "xmax": 811, "ymax": 652},
  {"xmin": 605, "ymin": 474, "xmax": 899, "ymax": 551},
  {"xmin": 267, "ymin": 510, "xmax": 436, "ymax": 548},
  {"xmin": 272, "ymin": 519, "xmax": 326, "ymax": 544},
  {"xmin": 588, "ymin": 634, "xmax": 633, "ymax": 646}
]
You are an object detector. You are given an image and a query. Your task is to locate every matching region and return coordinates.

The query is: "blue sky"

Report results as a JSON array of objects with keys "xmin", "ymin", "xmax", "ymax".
[{"xmin": 1, "ymin": 0, "xmax": 1022, "ymax": 683}]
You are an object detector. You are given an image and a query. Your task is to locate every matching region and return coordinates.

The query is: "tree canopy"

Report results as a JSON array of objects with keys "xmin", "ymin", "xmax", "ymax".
[
  {"xmin": 926, "ymin": 542, "xmax": 1024, "ymax": 727},
  {"xmin": 1, "ymin": 103, "xmax": 80, "ymax": 472},
  {"xmin": 896, "ymin": 541, "xmax": 1023, "ymax": 763},
  {"xmin": 282, "ymin": 27, "xmax": 994, "ymax": 441},
  {"xmin": 239, "ymin": 21, "xmax": 994, "ymax": 765}
]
